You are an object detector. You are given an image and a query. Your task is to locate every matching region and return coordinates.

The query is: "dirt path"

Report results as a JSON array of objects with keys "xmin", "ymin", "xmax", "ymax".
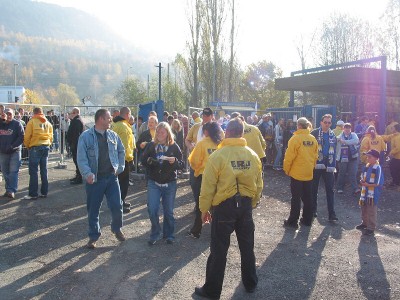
[{"xmin": 0, "ymin": 161, "xmax": 398, "ymax": 299}]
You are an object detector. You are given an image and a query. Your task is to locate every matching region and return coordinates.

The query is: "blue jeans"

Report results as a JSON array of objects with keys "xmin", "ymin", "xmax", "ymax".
[
  {"xmin": 147, "ymin": 179, "xmax": 177, "ymax": 241},
  {"xmin": 52, "ymin": 129, "xmax": 59, "ymax": 151},
  {"xmin": 28, "ymin": 146, "xmax": 49, "ymax": 197},
  {"xmin": 0, "ymin": 151, "xmax": 21, "ymax": 193},
  {"xmin": 312, "ymin": 169, "xmax": 336, "ymax": 217},
  {"xmin": 273, "ymin": 143, "xmax": 283, "ymax": 168},
  {"xmin": 336, "ymin": 159, "xmax": 359, "ymax": 192},
  {"xmin": 85, "ymin": 174, "xmax": 123, "ymax": 241}
]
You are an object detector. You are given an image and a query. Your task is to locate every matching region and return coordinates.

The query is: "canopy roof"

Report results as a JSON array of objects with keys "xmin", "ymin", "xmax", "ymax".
[{"xmin": 275, "ymin": 67, "xmax": 400, "ymax": 97}]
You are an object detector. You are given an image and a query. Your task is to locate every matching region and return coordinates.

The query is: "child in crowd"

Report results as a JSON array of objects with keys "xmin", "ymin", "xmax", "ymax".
[{"xmin": 356, "ymin": 149, "xmax": 384, "ymax": 236}]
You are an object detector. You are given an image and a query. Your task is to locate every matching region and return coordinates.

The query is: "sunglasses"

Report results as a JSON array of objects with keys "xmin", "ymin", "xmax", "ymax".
[{"xmin": 323, "ymin": 121, "xmax": 332, "ymax": 124}]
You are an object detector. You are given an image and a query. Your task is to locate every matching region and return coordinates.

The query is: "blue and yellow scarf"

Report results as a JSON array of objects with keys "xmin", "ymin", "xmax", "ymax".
[{"xmin": 316, "ymin": 128, "xmax": 337, "ymax": 172}]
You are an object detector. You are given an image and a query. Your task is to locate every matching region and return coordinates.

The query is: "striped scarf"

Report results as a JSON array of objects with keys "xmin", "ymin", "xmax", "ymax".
[
  {"xmin": 316, "ymin": 128, "xmax": 337, "ymax": 172},
  {"xmin": 359, "ymin": 162, "xmax": 382, "ymax": 206}
]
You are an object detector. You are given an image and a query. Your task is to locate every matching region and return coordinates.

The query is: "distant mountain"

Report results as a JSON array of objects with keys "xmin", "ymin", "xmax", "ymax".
[
  {"xmin": 0, "ymin": 0, "xmax": 162, "ymax": 103},
  {"xmin": 0, "ymin": 0, "xmax": 124, "ymax": 44}
]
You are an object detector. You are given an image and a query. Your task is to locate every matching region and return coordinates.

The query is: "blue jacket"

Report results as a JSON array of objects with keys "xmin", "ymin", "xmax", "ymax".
[
  {"xmin": 77, "ymin": 126, "xmax": 125, "ymax": 181},
  {"xmin": 0, "ymin": 119, "xmax": 25, "ymax": 154}
]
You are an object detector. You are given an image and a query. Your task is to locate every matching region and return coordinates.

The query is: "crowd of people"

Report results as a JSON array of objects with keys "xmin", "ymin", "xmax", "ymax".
[{"xmin": 1, "ymin": 103, "xmax": 399, "ymax": 298}]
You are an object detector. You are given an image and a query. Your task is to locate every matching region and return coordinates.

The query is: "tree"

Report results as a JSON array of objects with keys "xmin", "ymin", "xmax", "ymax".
[
  {"xmin": 227, "ymin": 0, "xmax": 236, "ymax": 102},
  {"xmin": 114, "ymin": 77, "xmax": 147, "ymax": 106},
  {"xmin": 241, "ymin": 61, "xmax": 288, "ymax": 109},
  {"xmin": 54, "ymin": 83, "xmax": 80, "ymax": 106},
  {"xmin": 381, "ymin": 0, "xmax": 400, "ymax": 70},
  {"xmin": 185, "ymin": 0, "xmax": 203, "ymax": 108},
  {"xmin": 318, "ymin": 13, "xmax": 376, "ymax": 66},
  {"xmin": 24, "ymin": 88, "xmax": 48, "ymax": 105}
]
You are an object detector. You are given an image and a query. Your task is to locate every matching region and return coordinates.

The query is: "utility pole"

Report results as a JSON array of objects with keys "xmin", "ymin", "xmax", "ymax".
[
  {"xmin": 14, "ymin": 63, "xmax": 19, "ymax": 102},
  {"xmin": 155, "ymin": 62, "xmax": 163, "ymax": 101}
]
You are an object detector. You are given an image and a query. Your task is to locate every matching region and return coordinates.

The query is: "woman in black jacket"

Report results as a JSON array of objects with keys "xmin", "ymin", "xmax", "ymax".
[{"xmin": 141, "ymin": 122, "xmax": 184, "ymax": 245}]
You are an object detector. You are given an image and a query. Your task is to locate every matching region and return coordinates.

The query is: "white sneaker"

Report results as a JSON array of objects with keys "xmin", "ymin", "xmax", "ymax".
[
  {"xmin": 337, "ymin": 190, "xmax": 343, "ymax": 194},
  {"xmin": 23, "ymin": 195, "xmax": 38, "ymax": 200}
]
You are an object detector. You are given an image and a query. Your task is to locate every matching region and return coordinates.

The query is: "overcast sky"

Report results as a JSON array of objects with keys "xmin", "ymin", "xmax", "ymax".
[{"xmin": 38, "ymin": 0, "xmax": 388, "ymax": 76}]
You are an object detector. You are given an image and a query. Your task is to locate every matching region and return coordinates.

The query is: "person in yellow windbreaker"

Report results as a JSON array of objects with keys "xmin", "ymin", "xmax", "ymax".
[
  {"xmin": 195, "ymin": 117, "xmax": 262, "ymax": 299},
  {"xmin": 359, "ymin": 125, "xmax": 386, "ymax": 164},
  {"xmin": 23, "ymin": 107, "xmax": 53, "ymax": 200},
  {"xmin": 382, "ymin": 123, "xmax": 400, "ymax": 190},
  {"xmin": 112, "ymin": 107, "xmax": 136, "ymax": 213},
  {"xmin": 283, "ymin": 117, "xmax": 318, "ymax": 228},
  {"xmin": 187, "ymin": 121, "xmax": 223, "ymax": 239},
  {"xmin": 231, "ymin": 112, "xmax": 266, "ymax": 161}
]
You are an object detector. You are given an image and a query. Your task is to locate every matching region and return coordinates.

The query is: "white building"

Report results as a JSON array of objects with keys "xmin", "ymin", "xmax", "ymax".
[{"xmin": 0, "ymin": 86, "xmax": 25, "ymax": 103}]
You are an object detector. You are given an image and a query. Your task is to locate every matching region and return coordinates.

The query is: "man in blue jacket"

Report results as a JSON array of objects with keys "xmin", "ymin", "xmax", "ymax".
[
  {"xmin": 0, "ymin": 108, "xmax": 25, "ymax": 199},
  {"xmin": 77, "ymin": 109, "xmax": 126, "ymax": 249}
]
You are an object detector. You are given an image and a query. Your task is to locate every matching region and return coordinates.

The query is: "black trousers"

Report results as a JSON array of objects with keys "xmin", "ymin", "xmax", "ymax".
[
  {"xmin": 118, "ymin": 160, "xmax": 130, "ymax": 201},
  {"xmin": 287, "ymin": 177, "xmax": 313, "ymax": 224},
  {"xmin": 390, "ymin": 158, "xmax": 400, "ymax": 185},
  {"xmin": 190, "ymin": 174, "xmax": 203, "ymax": 235},
  {"xmin": 71, "ymin": 146, "xmax": 81, "ymax": 179},
  {"xmin": 202, "ymin": 196, "xmax": 258, "ymax": 298}
]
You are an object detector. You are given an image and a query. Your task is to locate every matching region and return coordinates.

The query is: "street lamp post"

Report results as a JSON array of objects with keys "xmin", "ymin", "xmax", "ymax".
[{"xmin": 14, "ymin": 63, "xmax": 19, "ymax": 102}]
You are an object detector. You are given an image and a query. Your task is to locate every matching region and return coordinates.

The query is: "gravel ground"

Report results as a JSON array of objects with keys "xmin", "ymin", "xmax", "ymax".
[{"xmin": 0, "ymin": 160, "xmax": 399, "ymax": 299}]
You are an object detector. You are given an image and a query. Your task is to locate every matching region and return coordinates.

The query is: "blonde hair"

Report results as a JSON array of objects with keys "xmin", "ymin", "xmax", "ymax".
[
  {"xmin": 155, "ymin": 122, "xmax": 175, "ymax": 146},
  {"xmin": 171, "ymin": 119, "xmax": 182, "ymax": 131}
]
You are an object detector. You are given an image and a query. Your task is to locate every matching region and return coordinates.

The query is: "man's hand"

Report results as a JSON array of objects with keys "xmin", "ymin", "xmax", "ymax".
[
  {"xmin": 86, "ymin": 173, "xmax": 95, "ymax": 184},
  {"xmin": 201, "ymin": 211, "xmax": 212, "ymax": 224}
]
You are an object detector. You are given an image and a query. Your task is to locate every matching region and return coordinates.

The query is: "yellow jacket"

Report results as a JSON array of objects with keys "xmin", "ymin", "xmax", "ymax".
[
  {"xmin": 359, "ymin": 134, "xmax": 386, "ymax": 163},
  {"xmin": 24, "ymin": 114, "xmax": 53, "ymax": 148},
  {"xmin": 188, "ymin": 136, "xmax": 218, "ymax": 177},
  {"xmin": 243, "ymin": 123, "xmax": 266, "ymax": 159},
  {"xmin": 199, "ymin": 137, "xmax": 263, "ymax": 212},
  {"xmin": 186, "ymin": 122, "xmax": 202, "ymax": 144},
  {"xmin": 382, "ymin": 132, "xmax": 400, "ymax": 159},
  {"xmin": 332, "ymin": 127, "xmax": 343, "ymax": 137},
  {"xmin": 186, "ymin": 122, "xmax": 225, "ymax": 145},
  {"xmin": 112, "ymin": 118, "xmax": 135, "ymax": 162},
  {"xmin": 283, "ymin": 129, "xmax": 318, "ymax": 181}
]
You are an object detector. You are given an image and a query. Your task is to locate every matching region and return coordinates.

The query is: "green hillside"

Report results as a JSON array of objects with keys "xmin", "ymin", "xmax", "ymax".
[{"xmin": 0, "ymin": 0, "xmax": 156, "ymax": 103}]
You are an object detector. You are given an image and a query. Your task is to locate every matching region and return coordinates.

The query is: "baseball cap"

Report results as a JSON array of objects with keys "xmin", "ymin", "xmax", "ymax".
[
  {"xmin": 336, "ymin": 120, "xmax": 345, "ymax": 126},
  {"xmin": 202, "ymin": 107, "xmax": 213, "ymax": 116},
  {"xmin": 364, "ymin": 149, "xmax": 379, "ymax": 159}
]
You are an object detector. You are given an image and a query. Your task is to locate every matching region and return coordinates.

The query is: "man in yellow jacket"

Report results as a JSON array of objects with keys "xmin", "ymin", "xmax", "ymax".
[
  {"xmin": 23, "ymin": 107, "xmax": 53, "ymax": 200},
  {"xmin": 195, "ymin": 117, "xmax": 262, "ymax": 299},
  {"xmin": 231, "ymin": 112, "xmax": 266, "ymax": 161},
  {"xmin": 112, "ymin": 106, "xmax": 136, "ymax": 213},
  {"xmin": 283, "ymin": 117, "xmax": 318, "ymax": 228},
  {"xmin": 383, "ymin": 123, "xmax": 400, "ymax": 190}
]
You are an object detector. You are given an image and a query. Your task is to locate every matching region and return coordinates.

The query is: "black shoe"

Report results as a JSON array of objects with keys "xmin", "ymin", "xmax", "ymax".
[
  {"xmin": 300, "ymin": 218, "xmax": 312, "ymax": 226},
  {"xmin": 87, "ymin": 239, "xmax": 97, "ymax": 249},
  {"xmin": 194, "ymin": 287, "xmax": 219, "ymax": 299},
  {"xmin": 123, "ymin": 207, "xmax": 131, "ymax": 214},
  {"xmin": 4, "ymin": 192, "xmax": 15, "ymax": 199},
  {"xmin": 166, "ymin": 239, "xmax": 174, "ymax": 245},
  {"xmin": 245, "ymin": 286, "xmax": 256, "ymax": 293},
  {"xmin": 329, "ymin": 215, "xmax": 338, "ymax": 222},
  {"xmin": 123, "ymin": 202, "xmax": 131, "ymax": 208},
  {"xmin": 187, "ymin": 231, "xmax": 200, "ymax": 239},
  {"xmin": 112, "ymin": 230, "xmax": 126, "ymax": 241},
  {"xmin": 355, "ymin": 224, "xmax": 367, "ymax": 230},
  {"xmin": 283, "ymin": 220, "xmax": 299, "ymax": 229},
  {"xmin": 363, "ymin": 229, "xmax": 374, "ymax": 236}
]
